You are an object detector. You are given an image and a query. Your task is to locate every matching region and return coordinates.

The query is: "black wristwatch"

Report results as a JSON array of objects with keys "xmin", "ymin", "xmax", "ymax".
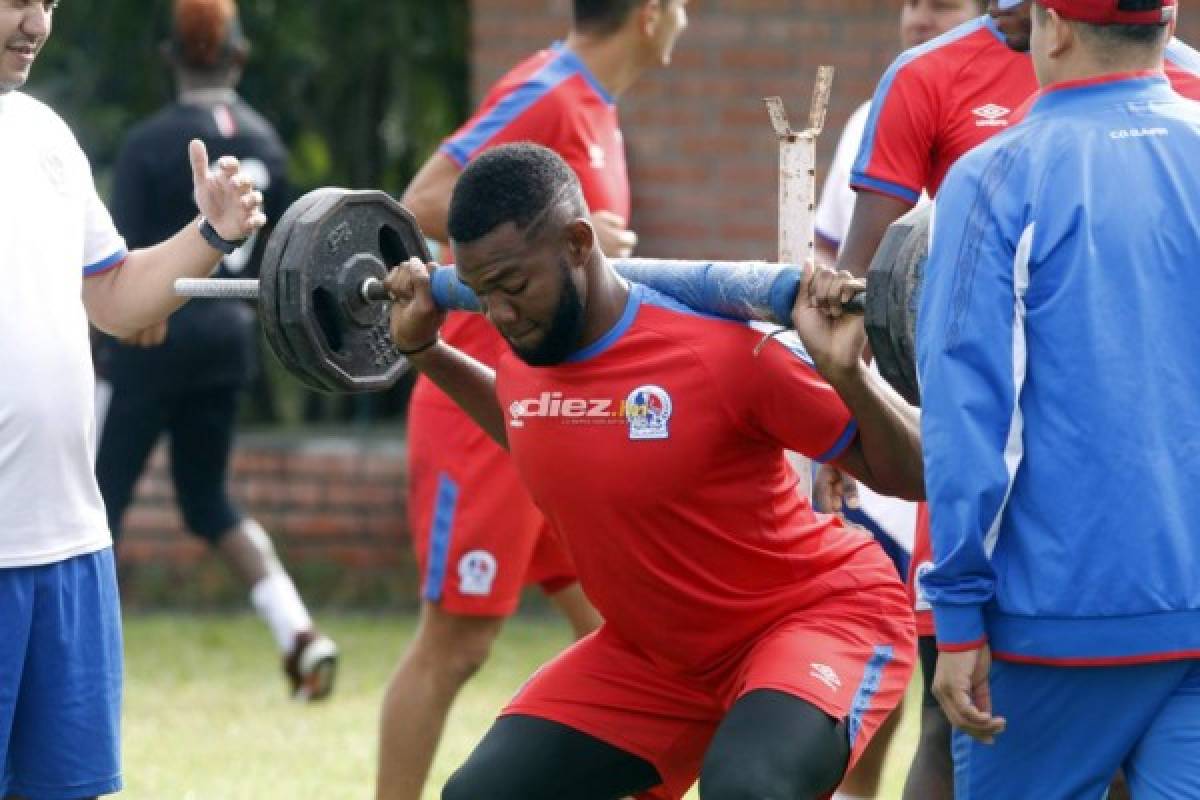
[{"xmin": 197, "ymin": 216, "xmax": 246, "ymax": 255}]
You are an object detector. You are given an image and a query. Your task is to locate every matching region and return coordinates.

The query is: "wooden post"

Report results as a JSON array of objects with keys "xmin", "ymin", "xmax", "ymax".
[{"xmin": 764, "ymin": 66, "xmax": 834, "ymax": 499}]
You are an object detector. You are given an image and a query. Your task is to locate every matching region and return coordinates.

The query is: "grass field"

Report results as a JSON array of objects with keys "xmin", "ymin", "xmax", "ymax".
[{"xmin": 123, "ymin": 613, "xmax": 922, "ymax": 799}]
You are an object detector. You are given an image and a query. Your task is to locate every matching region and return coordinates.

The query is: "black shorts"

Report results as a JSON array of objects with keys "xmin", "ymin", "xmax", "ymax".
[{"xmin": 96, "ymin": 382, "xmax": 243, "ymax": 542}]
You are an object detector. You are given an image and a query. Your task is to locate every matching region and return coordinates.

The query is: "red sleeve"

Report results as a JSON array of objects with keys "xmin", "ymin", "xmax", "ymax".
[
  {"xmin": 732, "ymin": 331, "xmax": 857, "ymax": 462},
  {"xmin": 1166, "ymin": 63, "xmax": 1200, "ymax": 101},
  {"xmin": 441, "ymin": 89, "xmax": 567, "ymax": 167},
  {"xmin": 850, "ymin": 58, "xmax": 940, "ymax": 206}
]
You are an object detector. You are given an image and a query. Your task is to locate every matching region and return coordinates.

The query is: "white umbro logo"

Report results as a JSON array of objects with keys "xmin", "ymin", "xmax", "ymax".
[
  {"xmin": 810, "ymin": 663, "xmax": 842, "ymax": 691},
  {"xmin": 589, "ymin": 144, "xmax": 607, "ymax": 170},
  {"xmin": 973, "ymin": 104, "xmax": 1011, "ymax": 128}
]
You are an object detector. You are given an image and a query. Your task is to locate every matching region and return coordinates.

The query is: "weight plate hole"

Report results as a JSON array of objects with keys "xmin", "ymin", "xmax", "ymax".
[
  {"xmin": 312, "ymin": 287, "xmax": 345, "ymax": 355},
  {"xmin": 379, "ymin": 223, "xmax": 411, "ymax": 268}
]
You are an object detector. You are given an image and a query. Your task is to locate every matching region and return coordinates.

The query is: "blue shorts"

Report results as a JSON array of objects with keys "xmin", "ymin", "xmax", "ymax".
[
  {"xmin": 954, "ymin": 658, "xmax": 1200, "ymax": 800},
  {"xmin": 0, "ymin": 548, "xmax": 123, "ymax": 799}
]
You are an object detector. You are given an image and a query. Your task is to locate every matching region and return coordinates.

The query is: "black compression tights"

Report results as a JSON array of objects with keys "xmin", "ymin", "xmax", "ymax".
[{"xmin": 441, "ymin": 690, "xmax": 849, "ymax": 799}]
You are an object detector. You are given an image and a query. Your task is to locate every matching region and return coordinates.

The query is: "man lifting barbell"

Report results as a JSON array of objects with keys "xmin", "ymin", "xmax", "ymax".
[
  {"xmin": 175, "ymin": 141, "xmax": 929, "ymax": 799},
  {"xmin": 383, "ymin": 142, "xmax": 922, "ymax": 800},
  {"xmin": 175, "ymin": 188, "xmax": 936, "ymax": 395}
]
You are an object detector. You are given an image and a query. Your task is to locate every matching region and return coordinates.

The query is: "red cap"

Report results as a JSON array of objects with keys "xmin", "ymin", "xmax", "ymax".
[{"xmin": 1037, "ymin": 0, "xmax": 1176, "ymax": 25}]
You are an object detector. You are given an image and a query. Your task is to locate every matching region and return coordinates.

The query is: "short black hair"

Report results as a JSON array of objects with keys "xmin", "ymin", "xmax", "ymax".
[
  {"xmin": 448, "ymin": 143, "xmax": 586, "ymax": 245},
  {"xmin": 573, "ymin": 0, "xmax": 645, "ymax": 36}
]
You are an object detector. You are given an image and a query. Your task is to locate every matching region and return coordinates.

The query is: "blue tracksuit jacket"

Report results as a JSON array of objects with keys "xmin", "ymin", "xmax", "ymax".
[{"xmin": 917, "ymin": 72, "xmax": 1200, "ymax": 663}]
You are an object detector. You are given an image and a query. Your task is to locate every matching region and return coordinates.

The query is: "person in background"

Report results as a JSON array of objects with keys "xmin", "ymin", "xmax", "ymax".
[
  {"xmin": 93, "ymin": 0, "xmax": 338, "ymax": 702},
  {"xmin": 376, "ymin": 3, "xmax": 689, "ymax": 799},
  {"xmin": 0, "ymin": 0, "xmax": 264, "ymax": 793}
]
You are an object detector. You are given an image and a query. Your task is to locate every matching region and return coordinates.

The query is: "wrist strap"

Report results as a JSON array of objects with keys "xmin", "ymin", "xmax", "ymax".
[
  {"xmin": 396, "ymin": 335, "xmax": 440, "ymax": 356},
  {"xmin": 197, "ymin": 217, "xmax": 245, "ymax": 255}
]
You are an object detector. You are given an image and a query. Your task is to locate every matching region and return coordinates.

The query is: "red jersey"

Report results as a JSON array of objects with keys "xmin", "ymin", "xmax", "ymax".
[
  {"xmin": 495, "ymin": 285, "xmax": 897, "ymax": 674},
  {"xmin": 853, "ymin": 16, "xmax": 1200, "ymax": 204},
  {"xmin": 414, "ymin": 43, "xmax": 631, "ymax": 411},
  {"xmin": 851, "ymin": 16, "xmax": 1038, "ymax": 203}
]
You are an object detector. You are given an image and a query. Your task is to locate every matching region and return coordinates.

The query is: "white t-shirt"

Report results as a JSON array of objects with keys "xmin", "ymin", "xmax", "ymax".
[
  {"xmin": 814, "ymin": 101, "xmax": 871, "ymax": 250},
  {"xmin": 815, "ymin": 100, "xmax": 931, "ymax": 252},
  {"xmin": 0, "ymin": 91, "xmax": 127, "ymax": 567}
]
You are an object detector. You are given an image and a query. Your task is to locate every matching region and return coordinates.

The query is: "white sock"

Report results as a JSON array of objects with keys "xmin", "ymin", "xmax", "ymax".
[
  {"xmin": 250, "ymin": 572, "xmax": 314, "ymax": 652},
  {"xmin": 831, "ymin": 793, "xmax": 871, "ymax": 800}
]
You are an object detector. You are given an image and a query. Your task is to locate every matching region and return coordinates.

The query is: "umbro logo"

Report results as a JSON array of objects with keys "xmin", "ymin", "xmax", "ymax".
[
  {"xmin": 588, "ymin": 144, "xmax": 607, "ymax": 170},
  {"xmin": 973, "ymin": 104, "xmax": 1011, "ymax": 128},
  {"xmin": 810, "ymin": 663, "xmax": 842, "ymax": 691}
]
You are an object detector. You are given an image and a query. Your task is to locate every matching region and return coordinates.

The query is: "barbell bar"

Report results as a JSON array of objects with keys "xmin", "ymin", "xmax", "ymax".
[{"xmin": 174, "ymin": 188, "xmax": 925, "ymax": 402}]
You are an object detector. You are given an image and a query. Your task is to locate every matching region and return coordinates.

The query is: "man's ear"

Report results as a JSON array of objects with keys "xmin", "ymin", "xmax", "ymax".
[
  {"xmin": 639, "ymin": 0, "xmax": 663, "ymax": 39},
  {"xmin": 566, "ymin": 218, "xmax": 596, "ymax": 266},
  {"xmin": 1047, "ymin": 8, "xmax": 1074, "ymax": 60}
]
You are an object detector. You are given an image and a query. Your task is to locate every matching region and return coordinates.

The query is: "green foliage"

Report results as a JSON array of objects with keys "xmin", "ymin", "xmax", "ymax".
[
  {"xmin": 30, "ymin": 1, "xmax": 468, "ymax": 424},
  {"xmin": 28, "ymin": 0, "xmax": 469, "ymax": 197}
]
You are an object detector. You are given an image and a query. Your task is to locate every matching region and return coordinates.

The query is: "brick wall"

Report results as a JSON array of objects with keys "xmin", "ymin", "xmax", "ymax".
[
  {"xmin": 120, "ymin": 4, "xmax": 1200, "ymax": 608},
  {"xmin": 473, "ymin": 0, "xmax": 906, "ymax": 260},
  {"xmin": 118, "ymin": 433, "xmax": 413, "ymax": 609},
  {"xmin": 472, "ymin": 0, "xmax": 1200, "ymax": 261}
]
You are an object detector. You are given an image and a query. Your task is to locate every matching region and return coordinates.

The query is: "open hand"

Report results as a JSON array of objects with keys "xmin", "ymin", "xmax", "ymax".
[
  {"xmin": 592, "ymin": 210, "xmax": 638, "ymax": 258},
  {"xmin": 189, "ymin": 139, "xmax": 267, "ymax": 242}
]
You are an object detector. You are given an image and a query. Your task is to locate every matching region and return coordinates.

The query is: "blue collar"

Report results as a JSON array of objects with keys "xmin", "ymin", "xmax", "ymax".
[
  {"xmin": 983, "ymin": 14, "xmax": 1006, "ymax": 44},
  {"xmin": 566, "ymin": 284, "xmax": 641, "ymax": 363},
  {"xmin": 1029, "ymin": 72, "xmax": 1174, "ymax": 117},
  {"xmin": 551, "ymin": 41, "xmax": 616, "ymax": 106}
]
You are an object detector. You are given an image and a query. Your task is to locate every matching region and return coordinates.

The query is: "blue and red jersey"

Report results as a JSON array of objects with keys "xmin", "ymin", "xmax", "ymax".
[
  {"xmin": 852, "ymin": 16, "xmax": 1200, "ymax": 205},
  {"xmin": 495, "ymin": 285, "xmax": 898, "ymax": 671},
  {"xmin": 414, "ymin": 43, "xmax": 631, "ymax": 414}
]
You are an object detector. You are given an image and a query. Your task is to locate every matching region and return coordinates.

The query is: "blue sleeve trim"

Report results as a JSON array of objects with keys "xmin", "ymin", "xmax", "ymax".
[
  {"xmin": 849, "ymin": 173, "xmax": 921, "ymax": 205},
  {"xmin": 852, "ymin": 17, "xmax": 986, "ymax": 180},
  {"xmin": 421, "ymin": 473, "xmax": 460, "ymax": 603},
  {"xmin": 83, "ymin": 249, "xmax": 127, "ymax": 277},
  {"xmin": 816, "ymin": 418, "xmax": 858, "ymax": 464},
  {"xmin": 442, "ymin": 49, "xmax": 577, "ymax": 166},
  {"xmin": 815, "ymin": 228, "xmax": 841, "ymax": 251}
]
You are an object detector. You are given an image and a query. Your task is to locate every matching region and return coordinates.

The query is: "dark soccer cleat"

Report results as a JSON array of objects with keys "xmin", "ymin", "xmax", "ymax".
[{"xmin": 284, "ymin": 630, "xmax": 339, "ymax": 701}]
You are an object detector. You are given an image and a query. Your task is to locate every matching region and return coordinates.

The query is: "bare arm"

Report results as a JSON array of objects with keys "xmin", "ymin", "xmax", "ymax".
[
  {"xmin": 408, "ymin": 343, "xmax": 508, "ymax": 447},
  {"xmin": 401, "ymin": 152, "xmax": 461, "ymax": 245},
  {"xmin": 834, "ymin": 190, "xmax": 914, "ymax": 279},
  {"xmin": 386, "ymin": 256, "xmax": 507, "ymax": 447},
  {"xmin": 83, "ymin": 140, "xmax": 266, "ymax": 337},
  {"xmin": 84, "ymin": 221, "xmax": 222, "ymax": 337},
  {"xmin": 793, "ymin": 266, "xmax": 924, "ymax": 500},
  {"xmin": 826, "ymin": 365, "xmax": 923, "ymax": 500}
]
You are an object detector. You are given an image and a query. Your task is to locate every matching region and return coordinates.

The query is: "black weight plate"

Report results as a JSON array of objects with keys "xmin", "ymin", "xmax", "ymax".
[
  {"xmin": 865, "ymin": 203, "xmax": 929, "ymax": 406},
  {"xmin": 866, "ymin": 218, "xmax": 912, "ymax": 405},
  {"xmin": 259, "ymin": 188, "xmax": 344, "ymax": 392},
  {"xmin": 894, "ymin": 205, "xmax": 930, "ymax": 405},
  {"xmin": 276, "ymin": 190, "xmax": 433, "ymax": 393}
]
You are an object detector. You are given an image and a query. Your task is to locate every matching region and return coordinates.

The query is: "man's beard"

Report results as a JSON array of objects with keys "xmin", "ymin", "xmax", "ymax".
[{"xmin": 508, "ymin": 258, "xmax": 586, "ymax": 367}]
